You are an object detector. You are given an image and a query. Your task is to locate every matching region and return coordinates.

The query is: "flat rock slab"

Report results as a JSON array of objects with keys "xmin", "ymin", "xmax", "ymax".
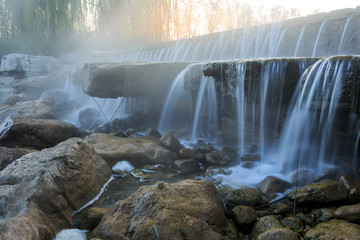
[
  {"xmin": 0, "ymin": 138, "xmax": 112, "ymax": 239},
  {"xmin": 0, "ymin": 117, "xmax": 81, "ymax": 149},
  {"xmin": 82, "ymin": 62, "xmax": 191, "ymax": 98},
  {"xmin": 305, "ymin": 219, "xmax": 360, "ymax": 240},
  {"xmin": 90, "ymin": 180, "xmax": 226, "ymax": 240},
  {"xmin": 85, "ymin": 133, "xmax": 177, "ymax": 167}
]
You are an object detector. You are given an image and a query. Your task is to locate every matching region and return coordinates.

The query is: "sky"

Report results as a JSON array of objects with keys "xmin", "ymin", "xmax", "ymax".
[{"xmin": 243, "ymin": 0, "xmax": 359, "ymax": 15}]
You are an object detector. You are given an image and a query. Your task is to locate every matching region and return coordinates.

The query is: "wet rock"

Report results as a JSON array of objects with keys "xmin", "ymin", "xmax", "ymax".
[
  {"xmin": 296, "ymin": 212, "xmax": 314, "ymax": 227},
  {"xmin": 3, "ymin": 93, "xmax": 26, "ymax": 105},
  {"xmin": 0, "ymin": 138, "xmax": 112, "ymax": 240},
  {"xmin": 0, "ymin": 117, "xmax": 81, "ymax": 149},
  {"xmin": 195, "ymin": 140, "xmax": 215, "ymax": 154},
  {"xmin": 223, "ymin": 218, "xmax": 245, "ymax": 240},
  {"xmin": 241, "ymin": 161, "xmax": 255, "ymax": 168},
  {"xmin": 206, "ymin": 151, "xmax": 227, "ymax": 165},
  {"xmin": 271, "ymin": 203, "xmax": 292, "ymax": 215},
  {"xmin": 79, "ymin": 207, "xmax": 107, "ymax": 230},
  {"xmin": 312, "ymin": 208, "xmax": 336, "ymax": 223},
  {"xmin": 86, "ymin": 133, "xmax": 177, "ymax": 167},
  {"xmin": 257, "ymin": 228, "xmax": 298, "ymax": 240},
  {"xmin": 90, "ymin": 180, "xmax": 226, "ymax": 240},
  {"xmin": 159, "ymin": 132, "xmax": 184, "ymax": 153},
  {"xmin": 78, "ymin": 108, "xmax": 103, "ymax": 129},
  {"xmin": 280, "ymin": 217, "xmax": 304, "ymax": 234},
  {"xmin": 249, "ymin": 215, "xmax": 283, "ymax": 240},
  {"xmin": 223, "ymin": 187, "xmax": 268, "ymax": 209},
  {"xmin": 340, "ymin": 175, "xmax": 360, "ymax": 202},
  {"xmin": 174, "ymin": 159, "xmax": 199, "ymax": 174},
  {"xmin": 305, "ymin": 219, "xmax": 360, "ymax": 240},
  {"xmin": 0, "ymin": 146, "xmax": 31, "ymax": 171},
  {"xmin": 179, "ymin": 148, "xmax": 205, "ymax": 160},
  {"xmin": 14, "ymin": 100, "xmax": 56, "ymax": 119},
  {"xmin": 290, "ymin": 169, "xmax": 317, "ymax": 186},
  {"xmin": 287, "ymin": 182, "xmax": 348, "ymax": 205},
  {"xmin": 335, "ymin": 203, "xmax": 360, "ymax": 222},
  {"xmin": 230, "ymin": 205, "xmax": 257, "ymax": 226},
  {"xmin": 220, "ymin": 147, "xmax": 237, "ymax": 162},
  {"xmin": 145, "ymin": 128, "xmax": 162, "ymax": 140},
  {"xmin": 257, "ymin": 176, "xmax": 292, "ymax": 195}
]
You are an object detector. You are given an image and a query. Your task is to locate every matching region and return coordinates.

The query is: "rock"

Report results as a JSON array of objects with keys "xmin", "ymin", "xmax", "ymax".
[
  {"xmin": 174, "ymin": 159, "xmax": 199, "ymax": 174},
  {"xmin": 305, "ymin": 219, "xmax": 360, "ymax": 240},
  {"xmin": 0, "ymin": 138, "xmax": 112, "ymax": 239},
  {"xmin": 223, "ymin": 218, "xmax": 245, "ymax": 240},
  {"xmin": 287, "ymin": 182, "xmax": 348, "ymax": 205},
  {"xmin": 257, "ymin": 176, "xmax": 292, "ymax": 195},
  {"xmin": 340, "ymin": 175, "xmax": 360, "ymax": 202},
  {"xmin": 312, "ymin": 208, "xmax": 336, "ymax": 223},
  {"xmin": 0, "ymin": 117, "xmax": 81, "ymax": 149},
  {"xmin": 271, "ymin": 203, "xmax": 291, "ymax": 215},
  {"xmin": 3, "ymin": 93, "xmax": 26, "ymax": 105},
  {"xmin": 90, "ymin": 180, "xmax": 226, "ymax": 240},
  {"xmin": 40, "ymin": 89, "xmax": 69, "ymax": 116},
  {"xmin": 14, "ymin": 100, "xmax": 56, "ymax": 119},
  {"xmin": 223, "ymin": 187, "xmax": 268, "ymax": 209},
  {"xmin": 241, "ymin": 161, "xmax": 255, "ymax": 168},
  {"xmin": 79, "ymin": 207, "xmax": 107, "ymax": 230},
  {"xmin": 125, "ymin": 128, "xmax": 134, "ymax": 137},
  {"xmin": 280, "ymin": 217, "xmax": 304, "ymax": 234},
  {"xmin": 86, "ymin": 133, "xmax": 177, "ymax": 167},
  {"xmin": 195, "ymin": 140, "xmax": 215, "ymax": 154},
  {"xmin": 230, "ymin": 205, "xmax": 257, "ymax": 226},
  {"xmin": 257, "ymin": 228, "xmax": 298, "ymax": 240},
  {"xmin": 145, "ymin": 128, "xmax": 162, "ymax": 140},
  {"xmin": 11, "ymin": 75, "xmax": 57, "ymax": 99},
  {"xmin": 179, "ymin": 148, "xmax": 205, "ymax": 160},
  {"xmin": 335, "ymin": 203, "xmax": 360, "ymax": 222},
  {"xmin": 296, "ymin": 212, "xmax": 314, "ymax": 227},
  {"xmin": 159, "ymin": 132, "xmax": 184, "ymax": 153},
  {"xmin": 0, "ymin": 53, "xmax": 58, "ymax": 75},
  {"xmin": 249, "ymin": 215, "xmax": 283, "ymax": 240},
  {"xmin": 0, "ymin": 146, "xmax": 31, "ymax": 171},
  {"xmin": 78, "ymin": 108, "xmax": 103, "ymax": 129},
  {"xmin": 206, "ymin": 151, "xmax": 227, "ymax": 165},
  {"xmin": 220, "ymin": 147, "xmax": 237, "ymax": 162},
  {"xmin": 290, "ymin": 169, "xmax": 316, "ymax": 186}
]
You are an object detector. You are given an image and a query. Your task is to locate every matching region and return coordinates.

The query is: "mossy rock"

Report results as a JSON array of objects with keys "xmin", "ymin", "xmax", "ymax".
[
  {"xmin": 305, "ymin": 219, "xmax": 360, "ymax": 240},
  {"xmin": 249, "ymin": 215, "xmax": 283, "ymax": 240},
  {"xmin": 223, "ymin": 187, "xmax": 268, "ymax": 209}
]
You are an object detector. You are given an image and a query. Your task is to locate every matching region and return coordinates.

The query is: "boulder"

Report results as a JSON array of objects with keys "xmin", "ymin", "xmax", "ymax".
[
  {"xmin": 223, "ymin": 187, "xmax": 268, "ymax": 209},
  {"xmin": 305, "ymin": 219, "xmax": 360, "ymax": 240},
  {"xmin": 280, "ymin": 217, "xmax": 304, "ymax": 234},
  {"xmin": 174, "ymin": 159, "xmax": 199, "ymax": 174},
  {"xmin": 249, "ymin": 215, "xmax": 283, "ymax": 240},
  {"xmin": 230, "ymin": 205, "xmax": 257, "ymax": 226},
  {"xmin": 179, "ymin": 148, "xmax": 205, "ymax": 160},
  {"xmin": 340, "ymin": 175, "xmax": 360, "ymax": 202},
  {"xmin": 335, "ymin": 203, "xmax": 360, "ymax": 222},
  {"xmin": 145, "ymin": 128, "xmax": 162, "ymax": 140},
  {"xmin": 159, "ymin": 132, "xmax": 184, "ymax": 153},
  {"xmin": 40, "ymin": 89, "xmax": 69, "ymax": 116},
  {"xmin": 0, "ymin": 117, "xmax": 81, "ymax": 149},
  {"xmin": 3, "ymin": 93, "xmax": 26, "ymax": 105},
  {"xmin": 90, "ymin": 180, "xmax": 226, "ymax": 240},
  {"xmin": 85, "ymin": 133, "xmax": 177, "ymax": 167},
  {"xmin": 287, "ymin": 182, "xmax": 348, "ymax": 205},
  {"xmin": 0, "ymin": 138, "xmax": 112, "ymax": 240},
  {"xmin": 312, "ymin": 208, "xmax": 336, "ymax": 223},
  {"xmin": 0, "ymin": 146, "xmax": 31, "ymax": 171},
  {"xmin": 195, "ymin": 140, "xmax": 215, "ymax": 154},
  {"xmin": 14, "ymin": 100, "xmax": 56, "ymax": 119},
  {"xmin": 0, "ymin": 53, "xmax": 58, "ymax": 75},
  {"xmin": 206, "ymin": 151, "xmax": 228, "ymax": 165},
  {"xmin": 11, "ymin": 75, "xmax": 56, "ymax": 99},
  {"xmin": 257, "ymin": 228, "xmax": 298, "ymax": 240},
  {"xmin": 257, "ymin": 176, "xmax": 292, "ymax": 195}
]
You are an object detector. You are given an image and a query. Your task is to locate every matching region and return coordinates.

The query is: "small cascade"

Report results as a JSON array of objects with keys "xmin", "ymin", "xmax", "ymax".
[
  {"xmin": 294, "ymin": 25, "xmax": 307, "ymax": 57},
  {"xmin": 312, "ymin": 20, "xmax": 328, "ymax": 57},
  {"xmin": 191, "ymin": 76, "xmax": 218, "ymax": 140},
  {"xmin": 277, "ymin": 57, "xmax": 353, "ymax": 175},
  {"xmin": 338, "ymin": 14, "xmax": 354, "ymax": 54},
  {"xmin": 157, "ymin": 67, "xmax": 193, "ymax": 133}
]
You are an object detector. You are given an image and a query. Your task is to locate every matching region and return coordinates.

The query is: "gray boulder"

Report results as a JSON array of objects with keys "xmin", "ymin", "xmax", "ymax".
[
  {"xmin": 249, "ymin": 215, "xmax": 283, "ymax": 240},
  {"xmin": 257, "ymin": 176, "xmax": 292, "ymax": 195},
  {"xmin": 86, "ymin": 133, "xmax": 177, "ymax": 167},
  {"xmin": 335, "ymin": 203, "xmax": 360, "ymax": 222},
  {"xmin": 257, "ymin": 228, "xmax": 298, "ymax": 240},
  {"xmin": 0, "ymin": 146, "xmax": 31, "ymax": 171},
  {"xmin": 305, "ymin": 219, "xmax": 360, "ymax": 240},
  {"xmin": 0, "ymin": 117, "xmax": 81, "ymax": 149},
  {"xmin": 230, "ymin": 205, "xmax": 257, "ymax": 226},
  {"xmin": 288, "ymin": 182, "xmax": 348, "ymax": 205},
  {"xmin": 90, "ymin": 180, "xmax": 226, "ymax": 240},
  {"xmin": 174, "ymin": 159, "xmax": 199, "ymax": 174},
  {"xmin": 14, "ymin": 100, "xmax": 56, "ymax": 119},
  {"xmin": 223, "ymin": 187, "xmax": 268, "ymax": 209},
  {"xmin": 179, "ymin": 148, "xmax": 205, "ymax": 160},
  {"xmin": 340, "ymin": 175, "xmax": 360, "ymax": 202},
  {"xmin": 145, "ymin": 128, "xmax": 162, "ymax": 140},
  {"xmin": 159, "ymin": 132, "xmax": 184, "ymax": 153},
  {"xmin": 312, "ymin": 208, "xmax": 336, "ymax": 223},
  {"xmin": 0, "ymin": 138, "xmax": 112, "ymax": 240}
]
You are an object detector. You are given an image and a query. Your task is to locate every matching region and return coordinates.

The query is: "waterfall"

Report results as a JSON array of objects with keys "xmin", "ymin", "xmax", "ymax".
[
  {"xmin": 338, "ymin": 15, "xmax": 354, "ymax": 54},
  {"xmin": 277, "ymin": 57, "xmax": 352, "ymax": 175},
  {"xmin": 312, "ymin": 20, "xmax": 328, "ymax": 57}
]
